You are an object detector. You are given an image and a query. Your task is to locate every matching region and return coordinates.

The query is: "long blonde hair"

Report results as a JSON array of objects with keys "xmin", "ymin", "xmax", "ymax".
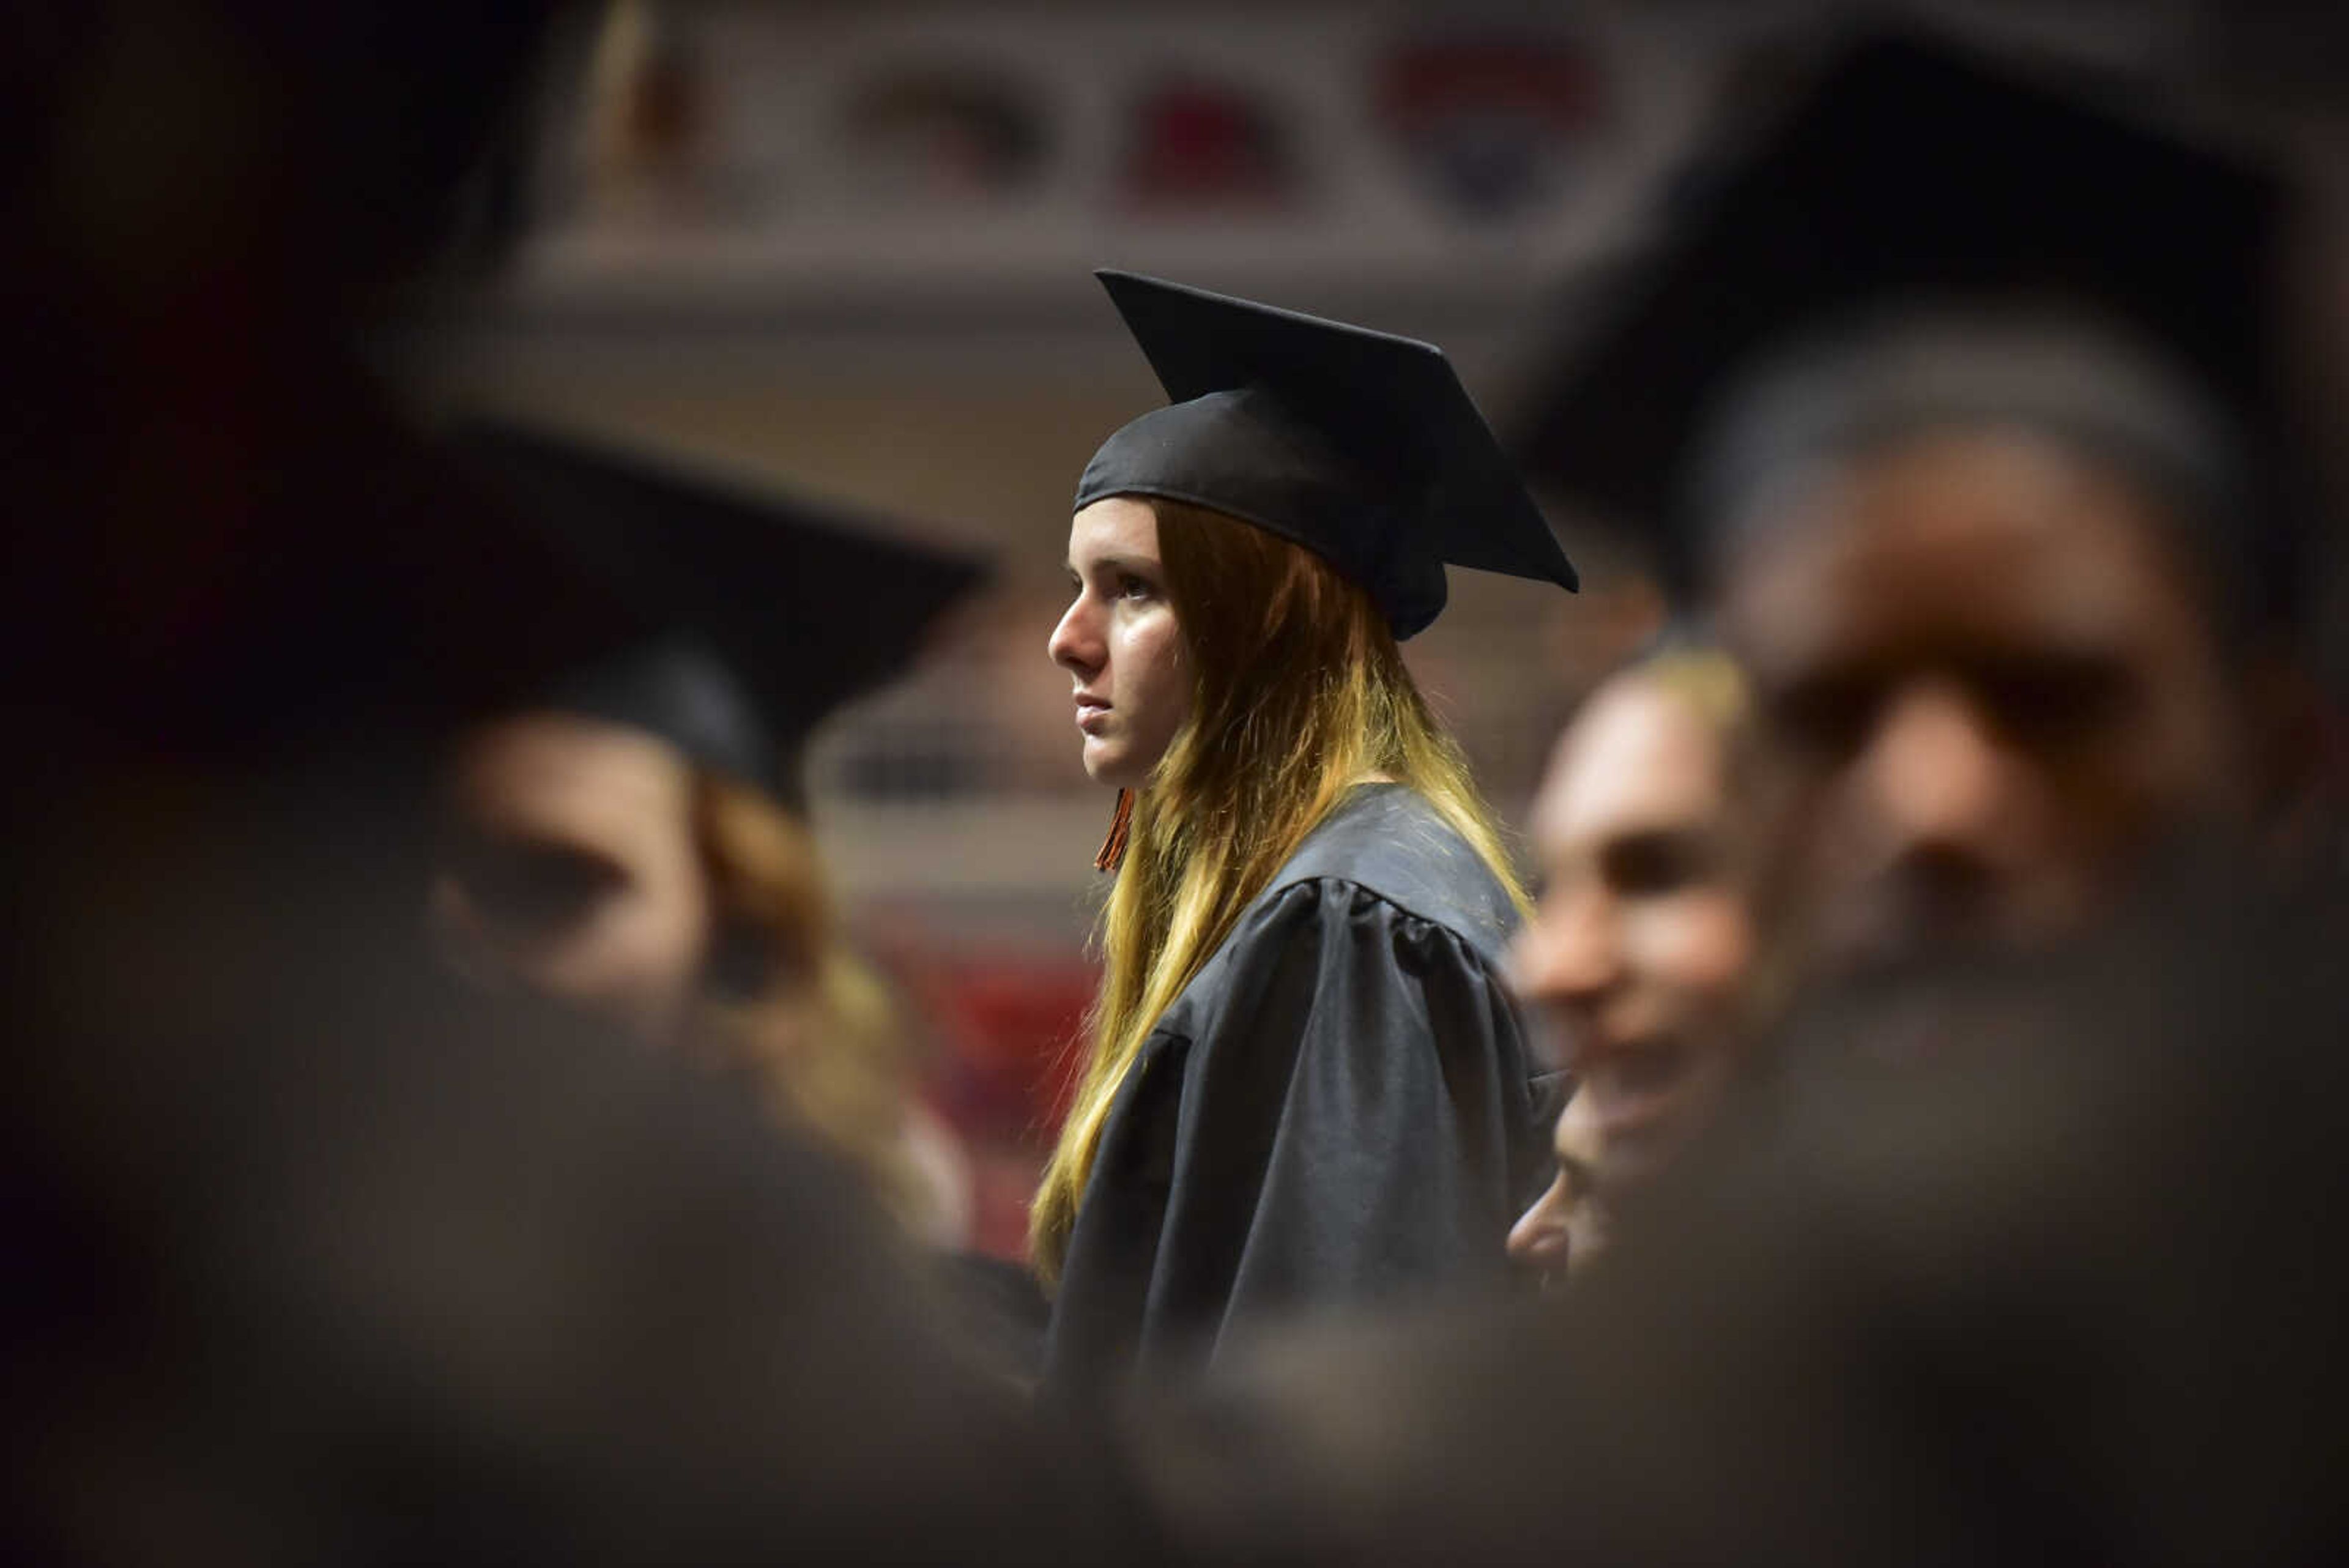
[{"xmin": 1029, "ymin": 499, "xmax": 1527, "ymax": 1279}]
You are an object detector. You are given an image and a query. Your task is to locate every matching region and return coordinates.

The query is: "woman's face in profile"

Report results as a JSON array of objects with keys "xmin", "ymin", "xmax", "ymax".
[
  {"xmin": 1048, "ymin": 496, "xmax": 1195, "ymax": 789},
  {"xmin": 431, "ymin": 712, "xmax": 712, "ymax": 1044}
]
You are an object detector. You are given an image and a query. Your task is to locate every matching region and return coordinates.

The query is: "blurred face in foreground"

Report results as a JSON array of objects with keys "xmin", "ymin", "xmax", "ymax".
[
  {"xmin": 1508, "ymin": 669, "xmax": 1757, "ymax": 1222},
  {"xmin": 1506, "ymin": 1083, "xmax": 1608, "ymax": 1282},
  {"xmin": 432, "ymin": 712, "xmax": 711, "ymax": 1044},
  {"xmin": 1050, "ymin": 496, "xmax": 1195, "ymax": 789},
  {"xmin": 1718, "ymin": 430, "xmax": 2249, "ymax": 984}
]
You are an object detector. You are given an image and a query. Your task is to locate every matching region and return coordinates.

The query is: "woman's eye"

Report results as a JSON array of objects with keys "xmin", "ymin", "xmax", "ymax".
[{"xmin": 1117, "ymin": 573, "xmax": 1152, "ymax": 600}]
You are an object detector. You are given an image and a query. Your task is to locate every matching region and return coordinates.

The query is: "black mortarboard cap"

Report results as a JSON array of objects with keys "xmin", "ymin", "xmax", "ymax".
[
  {"xmin": 448, "ymin": 419, "xmax": 989, "ymax": 801},
  {"xmin": 1075, "ymin": 270, "xmax": 1578, "ymax": 639},
  {"xmin": 1508, "ymin": 27, "xmax": 2288, "ymax": 602}
]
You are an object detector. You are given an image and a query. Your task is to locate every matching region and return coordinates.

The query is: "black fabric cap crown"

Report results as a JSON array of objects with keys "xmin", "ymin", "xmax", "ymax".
[
  {"xmin": 1507, "ymin": 26, "xmax": 2288, "ymax": 606},
  {"xmin": 448, "ymin": 419, "xmax": 989, "ymax": 800},
  {"xmin": 541, "ymin": 634, "xmax": 785, "ymax": 798},
  {"xmin": 1077, "ymin": 270, "xmax": 1578, "ymax": 639}
]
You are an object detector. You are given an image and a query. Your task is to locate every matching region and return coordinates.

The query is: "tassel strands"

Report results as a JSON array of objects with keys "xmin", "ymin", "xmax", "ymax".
[{"xmin": 1094, "ymin": 787, "xmax": 1134, "ymax": 873}]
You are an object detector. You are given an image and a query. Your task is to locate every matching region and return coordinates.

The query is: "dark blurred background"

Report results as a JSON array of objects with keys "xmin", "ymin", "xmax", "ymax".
[{"xmin": 384, "ymin": 0, "xmax": 2349, "ymax": 1257}]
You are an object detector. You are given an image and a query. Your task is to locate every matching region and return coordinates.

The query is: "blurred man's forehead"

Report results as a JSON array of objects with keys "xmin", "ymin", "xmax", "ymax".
[
  {"xmin": 1716, "ymin": 431, "xmax": 2219, "ymax": 682},
  {"xmin": 1535, "ymin": 678, "xmax": 1724, "ymax": 853}
]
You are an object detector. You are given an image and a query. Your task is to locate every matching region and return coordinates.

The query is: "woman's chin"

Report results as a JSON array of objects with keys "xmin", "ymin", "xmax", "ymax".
[{"xmin": 1082, "ymin": 741, "xmax": 1134, "ymax": 789}]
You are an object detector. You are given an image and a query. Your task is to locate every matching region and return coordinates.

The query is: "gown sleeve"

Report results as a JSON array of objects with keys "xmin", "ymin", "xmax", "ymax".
[{"xmin": 1048, "ymin": 875, "xmax": 1545, "ymax": 1386}]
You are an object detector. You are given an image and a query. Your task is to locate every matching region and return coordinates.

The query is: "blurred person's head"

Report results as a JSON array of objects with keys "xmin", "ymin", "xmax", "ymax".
[
  {"xmin": 431, "ymin": 678, "xmax": 943, "ymax": 1231},
  {"xmin": 433, "ymin": 707, "xmax": 813, "ymax": 1049},
  {"xmin": 1504, "ymin": 1083, "xmax": 1607, "ymax": 1282},
  {"xmin": 429, "ymin": 424, "xmax": 984, "ymax": 1029},
  {"xmin": 1505, "ymin": 647, "xmax": 1757, "ymax": 1263},
  {"xmin": 428, "ymin": 426, "xmax": 989, "ymax": 1233},
  {"xmin": 1704, "ymin": 311, "xmax": 2299, "ymax": 981}
]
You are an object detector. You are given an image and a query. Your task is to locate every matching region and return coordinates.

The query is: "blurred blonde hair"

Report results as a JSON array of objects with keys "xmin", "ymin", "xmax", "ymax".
[
  {"xmin": 1631, "ymin": 644, "xmax": 1750, "ymax": 747},
  {"xmin": 1028, "ymin": 499, "xmax": 1527, "ymax": 1282},
  {"xmin": 691, "ymin": 773, "xmax": 935, "ymax": 1234}
]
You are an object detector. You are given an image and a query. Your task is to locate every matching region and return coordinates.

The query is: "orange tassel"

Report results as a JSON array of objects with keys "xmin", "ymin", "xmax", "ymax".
[{"xmin": 1093, "ymin": 787, "xmax": 1134, "ymax": 874}]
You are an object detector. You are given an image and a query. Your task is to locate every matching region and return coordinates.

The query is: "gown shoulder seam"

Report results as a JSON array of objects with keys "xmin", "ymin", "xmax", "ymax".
[{"xmin": 1252, "ymin": 871, "xmax": 1508, "ymax": 957}]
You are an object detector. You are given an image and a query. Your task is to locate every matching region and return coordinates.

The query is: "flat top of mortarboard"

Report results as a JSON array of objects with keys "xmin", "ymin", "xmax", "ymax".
[
  {"xmin": 446, "ymin": 418, "xmax": 989, "ymax": 787},
  {"xmin": 1078, "ymin": 270, "xmax": 1577, "ymax": 639}
]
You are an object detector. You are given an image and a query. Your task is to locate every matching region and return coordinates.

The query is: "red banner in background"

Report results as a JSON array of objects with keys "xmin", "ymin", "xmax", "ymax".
[{"xmin": 895, "ymin": 949, "xmax": 1098, "ymax": 1260}]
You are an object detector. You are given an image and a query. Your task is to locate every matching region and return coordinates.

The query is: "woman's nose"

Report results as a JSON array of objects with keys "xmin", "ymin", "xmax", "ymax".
[{"xmin": 1049, "ymin": 596, "xmax": 1105, "ymax": 677}]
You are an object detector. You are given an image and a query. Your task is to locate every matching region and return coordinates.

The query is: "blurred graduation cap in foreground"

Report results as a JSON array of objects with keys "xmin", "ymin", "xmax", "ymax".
[
  {"xmin": 1508, "ymin": 27, "xmax": 2295, "ymax": 616},
  {"xmin": 1077, "ymin": 269, "xmax": 1578, "ymax": 640},
  {"xmin": 447, "ymin": 419, "xmax": 990, "ymax": 804}
]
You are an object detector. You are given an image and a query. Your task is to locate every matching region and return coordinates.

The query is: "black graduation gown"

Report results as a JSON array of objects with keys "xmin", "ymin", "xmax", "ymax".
[{"xmin": 1044, "ymin": 783, "xmax": 1551, "ymax": 1390}]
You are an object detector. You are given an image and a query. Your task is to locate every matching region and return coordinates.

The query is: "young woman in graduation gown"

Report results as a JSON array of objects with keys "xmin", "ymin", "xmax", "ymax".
[{"xmin": 1033, "ymin": 272, "xmax": 1579, "ymax": 1388}]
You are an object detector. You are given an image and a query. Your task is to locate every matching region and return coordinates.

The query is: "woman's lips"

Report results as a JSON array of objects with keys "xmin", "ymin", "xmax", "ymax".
[{"xmin": 1075, "ymin": 697, "xmax": 1111, "ymax": 734}]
